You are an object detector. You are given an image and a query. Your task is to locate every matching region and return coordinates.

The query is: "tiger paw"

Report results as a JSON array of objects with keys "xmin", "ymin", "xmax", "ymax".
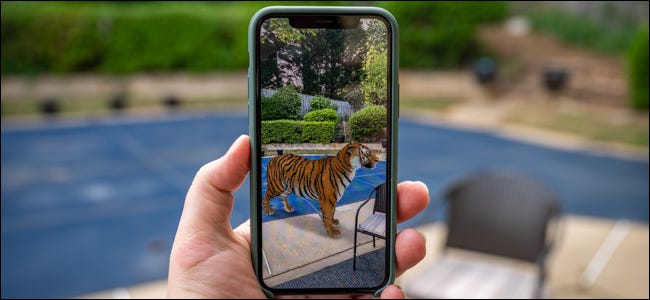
[
  {"xmin": 283, "ymin": 204, "xmax": 295, "ymax": 213},
  {"xmin": 263, "ymin": 206, "xmax": 275, "ymax": 215},
  {"xmin": 327, "ymin": 228, "xmax": 341, "ymax": 238}
]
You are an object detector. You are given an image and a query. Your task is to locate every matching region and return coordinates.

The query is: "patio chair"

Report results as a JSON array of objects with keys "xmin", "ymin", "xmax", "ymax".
[
  {"xmin": 352, "ymin": 182, "xmax": 387, "ymax": 270},
  {"xmin": 404, "ymin": 170, "xmax": 561, "ymax": 299}
]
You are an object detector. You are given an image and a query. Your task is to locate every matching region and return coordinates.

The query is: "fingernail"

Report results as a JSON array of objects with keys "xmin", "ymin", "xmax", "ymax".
[
  {"xmin": 418, "ymin": 230, "xmax": 427, "ymax": 243},
  {"xmin": 418, "ymin": 181, "xmax": 429, "ymax": 194}
]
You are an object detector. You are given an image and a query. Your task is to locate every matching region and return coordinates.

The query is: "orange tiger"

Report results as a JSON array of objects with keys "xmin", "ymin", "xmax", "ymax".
[{"xmin": 263, "ymin": 142, "xmax": 379, "ymax": 238}]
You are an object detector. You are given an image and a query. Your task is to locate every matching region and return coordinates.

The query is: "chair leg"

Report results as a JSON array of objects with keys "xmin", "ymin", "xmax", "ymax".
[
  {"xmin": 353, "ymin": 230, "xmax": 358, "ymax": 270},
  {"xmin": 373, "ymin": 236, "xmax": 376, "ymax": 248}
]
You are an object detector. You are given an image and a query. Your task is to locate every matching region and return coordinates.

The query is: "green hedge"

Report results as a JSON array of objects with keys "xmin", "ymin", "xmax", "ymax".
[
  {"xmin": 261, "ymin": 120, "xmax": 302, "ymax": 144},
  {"xmin": 261, "ymin": 120, "xmax": 334, "ymax": 144},
  {"xmin": 349, "ymin": 105, "xmax": 387, "ymax": 143},
  {"xmin": 0, "ymin": 2, "xmax": 258, "ymax": 74},
  {"xmin": 1, "ymin": 1, "xmax": 508, "ymax": 74},
  {"xmin": 627, "ymin": 27, "xmax": 649, "ymax": 110},
  {"xmin": 304, "ymin": 108, "xmax": 339, "ymax": 122},
  {"xmin": 302, "ymin": 121, "xmax": 336, "ymax": 144}
]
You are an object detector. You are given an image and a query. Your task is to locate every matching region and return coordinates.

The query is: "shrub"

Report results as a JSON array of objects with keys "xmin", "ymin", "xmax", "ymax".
[
  {"xmin": 304, "ymin": 108, "xmax": 338, "ymax": 122},
  {"xmin": 309, "ymin": 96, "xmax": 338, "ymax": 112},
  {"xmin": 261, "ymin": 86, "xmax": 301, "ymax": 120},
  {"xmin": 1, "ymin": 2, "xmax": 508, "ymax": 74},
  {"xmin": 349, "ymin": 105, "xmax": 387, "ymax": 143},
  {"xmin": 378, "ymin": 1, "xmax": 509, "ymax": 69},
  {"xmin": 302, "ymin": 121, "xmax": 335, "ymax": 144},
  {"xmin": 261, "ymin": 120, "xmax": 335, "ymax": 144},
  {"xmin": 261, "ymin": 120, "xmax": 302, "ymax": 144},
  {"xmin": 526, "ymin": 7, "xmax": 642, "ymax": 56},
  {"xmin": 627, "ymin": 27, "xmax": 649, "ymax": 110},
  {"xmin": 0, "ymin": 2, "xmax": 258, "ymax": 74}
]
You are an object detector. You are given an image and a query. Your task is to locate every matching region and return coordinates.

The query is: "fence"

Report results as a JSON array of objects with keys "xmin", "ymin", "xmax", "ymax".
[{"xmin": 261, "ymin": 88, "xmax": 352, "ymax": 117}]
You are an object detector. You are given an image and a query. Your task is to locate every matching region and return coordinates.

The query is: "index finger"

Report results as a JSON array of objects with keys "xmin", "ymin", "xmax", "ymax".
[{"xmin": 397, "ymin": 181, "xmax": 429, "ymax": 223}]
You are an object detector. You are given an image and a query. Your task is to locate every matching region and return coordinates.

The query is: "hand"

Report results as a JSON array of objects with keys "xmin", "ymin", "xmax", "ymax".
[{"xmin": 168, "ymin": 135, "xmax": 429, "ymax": 298}]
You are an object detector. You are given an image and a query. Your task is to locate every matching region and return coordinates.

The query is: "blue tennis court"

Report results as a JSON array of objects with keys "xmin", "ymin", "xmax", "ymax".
[
  {"xmin": 1, "ymin": 112, "xmax": 647, "ymax": 298},
  {"xmin": 261, "ymin": 155, "xmax": 386, "ymax": 222}
]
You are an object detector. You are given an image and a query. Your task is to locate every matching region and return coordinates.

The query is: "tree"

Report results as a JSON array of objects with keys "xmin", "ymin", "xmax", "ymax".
[
  {"xmin": 259, "ymin": 18, "xmax": 368, "ymax": 99},
  {"xmin": 361, "ymin": 45, "xmax": 388, "ymax": 106}
]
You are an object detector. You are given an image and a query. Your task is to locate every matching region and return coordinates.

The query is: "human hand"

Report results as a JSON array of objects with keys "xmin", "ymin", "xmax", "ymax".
[{"xmin": 167, "ymin": 135, "xmax": 429, "ymax": 298}]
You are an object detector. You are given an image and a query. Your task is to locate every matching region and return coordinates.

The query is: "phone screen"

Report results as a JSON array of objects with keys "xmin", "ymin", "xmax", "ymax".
[{"xmin": 254, "ymin": 14, "xmax": 392, "ymax": 292}]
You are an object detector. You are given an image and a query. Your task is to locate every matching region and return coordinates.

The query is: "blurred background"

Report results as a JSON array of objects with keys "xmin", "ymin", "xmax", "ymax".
[{"xmin": 1, "ymin": 1, "xmax": 647, "ymax": 299}]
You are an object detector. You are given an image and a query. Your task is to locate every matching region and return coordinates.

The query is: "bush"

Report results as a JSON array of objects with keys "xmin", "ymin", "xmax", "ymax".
[
  {"xmin": 261, "ymin": 120, "xmax": 302, "ymax": 144},
  {"xmin": 627, "ymin": 27, "xmax": 649, "ymax": 110},
  {"xmin": 309, "ymin": 96, "xmax": 338, "ymax": 112},
  {"xmin": 1, "ymin": 1, "xmax": 508, "ymax": 74},
  {"xmin": 378, "ymin": 1, "xmax": 509, "ymax": 69},
  {"xmin": 302, "ymin": 121, "xmax": 335, "ymax": 144},
  {"xmin": 261, "ymin": 86, "xmax": 301, "ymax": 120},
  {"xmin": 1, "ymin": 1, "xmax": 509, "ymax": 73},
  {"xmin": 526, "ymin": 7, "xmax": 642, "ymax": 56},
  {"xmin": 349, "ymin": 105, "xmax": 387, "ymax": 143},
  {"xmin": 261, "ymin": 120, "xmax": 335, "ymax": 144},
  {"xmin": 304, "ymin": 108, "xmax": 339, "ymax": 123},
  {"xmin": 0, "ymin": 2, "xmax": 258, "ymax": 74}
]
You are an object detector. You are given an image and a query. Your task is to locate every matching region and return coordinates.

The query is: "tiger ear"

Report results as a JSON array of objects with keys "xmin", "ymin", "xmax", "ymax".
[{"xmin": 347, "ymin": 146, "xmax": 356, "ymax": 155}]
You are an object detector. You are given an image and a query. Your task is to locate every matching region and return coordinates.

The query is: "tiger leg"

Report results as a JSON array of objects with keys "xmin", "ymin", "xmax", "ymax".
[
  {"xmin": 280, "ymin": 190, "xmax": 294, "ymax": 213},
  {"xmin": 320, "ymin": 196, "xmax": 340, "ymax": 238},
  {"xmin": 263, "ymin": 187, "xmax": 282, "ymax": 215}
]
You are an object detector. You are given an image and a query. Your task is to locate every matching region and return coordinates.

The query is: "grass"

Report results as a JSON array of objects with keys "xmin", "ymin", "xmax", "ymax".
[{"xmin": 505, "ymin": 106, "xmax": 649, "ymax": 148}]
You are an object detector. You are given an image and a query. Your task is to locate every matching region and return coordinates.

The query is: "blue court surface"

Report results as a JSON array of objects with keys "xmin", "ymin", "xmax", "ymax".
[
  {"xmin": 1, "ymin": 112, "xmax": 648, "ymax": 298},
  {"xmin": 261, "ymin": 155, "xmax": 386, "ymax": 222}
]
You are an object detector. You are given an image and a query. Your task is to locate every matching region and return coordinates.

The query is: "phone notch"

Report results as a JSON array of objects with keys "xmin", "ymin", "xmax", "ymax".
[{"xmin": 289, "ymin": 15, "xmax": 360, "ymax": 29}]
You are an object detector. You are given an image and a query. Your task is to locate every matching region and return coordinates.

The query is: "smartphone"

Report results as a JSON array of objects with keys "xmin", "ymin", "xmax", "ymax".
[{"xmin": 248, "ymin": 6, "xmax": 398, "ymax": 296}]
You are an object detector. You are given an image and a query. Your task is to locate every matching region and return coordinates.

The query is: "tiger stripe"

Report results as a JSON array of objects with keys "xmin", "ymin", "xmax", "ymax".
[{"xmin": 262, "ymin": 142, "xmax": 379, "ymax": 238}]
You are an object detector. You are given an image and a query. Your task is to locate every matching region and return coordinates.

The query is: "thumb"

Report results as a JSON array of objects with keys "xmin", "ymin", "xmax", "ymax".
[{"xmin": 176, "ymin": 135, "xmax": 250, "ymax": 242}]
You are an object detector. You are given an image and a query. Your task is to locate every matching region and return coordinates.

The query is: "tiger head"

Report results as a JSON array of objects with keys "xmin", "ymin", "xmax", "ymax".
[{"xmin": 342, "ymin": 141, "xmax": 379, "ymax": 169}]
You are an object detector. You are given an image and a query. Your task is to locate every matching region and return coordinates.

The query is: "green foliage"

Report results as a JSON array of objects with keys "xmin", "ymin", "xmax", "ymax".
[
  {"xmin": 1, "ymin": 1, "xmax": 508, "ymax": 74},
  {"xmin": 309, "ymin": 96, "xmax": 338, "ymax": 112},
  {"xmin": 304, "ymin": 108, "xmax": 339, "ymax": 122},
  {"xmin": 627, "ymin": 27, "xmax": 649, "ymax": 110},
  {"xmin": 361, "ymin": 46, "xmax": 388, "ymax": 105},
  {"xmin": 261, "ymin": 120, "xmax": 335, "ymax": 143},
  {"xmin": 259, "ymin": 17, "xmax": 369, "ymax": 99},
  {"xmin": 526, "ymin": 6, "xmax": 642, "ymax": 55},
  {"xmin": 302, "ymin": 121, "xmax": 336, "ymax": 143},
  {"xmin": 1, "ymin": 2, "xmax": 258, "ymax": 74},
  {"xmin": 349, "ymin": 105, "xmax": 387, "ymax": 143},
  {"xmin": 261, "ymin": 86, "xmax": 302, "ymax": 120},
  {"xmin": 378, "ymin": 1, "xmax": 509, "ymax": 69},
  {"xmin": 261, "ymin": 120, "xmax": 302, "ymax": 144}
]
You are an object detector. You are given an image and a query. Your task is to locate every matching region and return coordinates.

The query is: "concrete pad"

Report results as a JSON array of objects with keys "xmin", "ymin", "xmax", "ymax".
[
  {"xmin": 548, "ymin": 216, "xmax": 649, "ymax": 298},
  {"xmin": 77, "ymin": 215, "xmax": 648, "ymax": 299},
  {"xmin": 262, "ymin": 199, "xmax": 381, "ymax": 286},
  {"xmin": 396, "ymin": 215, "xmax": 649, "ymax": 299}
]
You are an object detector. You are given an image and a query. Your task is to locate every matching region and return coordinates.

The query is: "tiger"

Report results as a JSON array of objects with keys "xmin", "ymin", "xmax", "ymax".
[{"xmin": 262, "ymin": 142, "xmax": 379, "ymax": 238}]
